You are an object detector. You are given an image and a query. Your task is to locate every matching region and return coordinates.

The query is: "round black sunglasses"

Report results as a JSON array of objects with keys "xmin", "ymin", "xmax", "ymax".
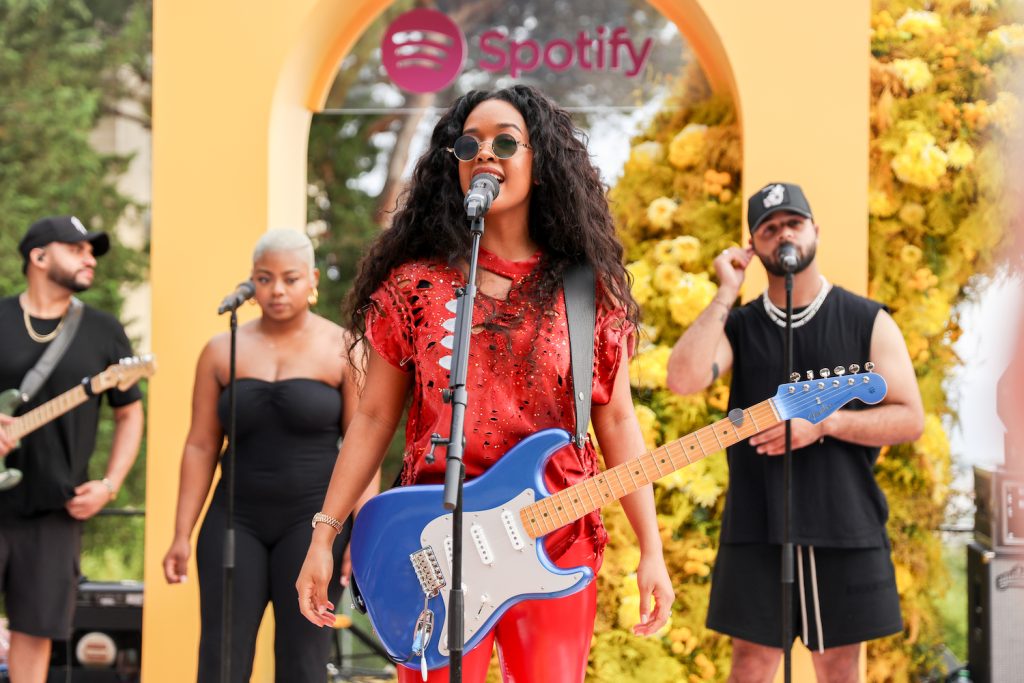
[{"xmin": 447, "ymin": 133, "xmax": 532, "ymax": 161}]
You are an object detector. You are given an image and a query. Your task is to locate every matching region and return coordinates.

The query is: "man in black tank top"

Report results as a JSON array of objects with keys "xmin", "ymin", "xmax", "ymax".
[{"xmin": 666, "ymin": 183, "xmax": 924, "ymax": 681}]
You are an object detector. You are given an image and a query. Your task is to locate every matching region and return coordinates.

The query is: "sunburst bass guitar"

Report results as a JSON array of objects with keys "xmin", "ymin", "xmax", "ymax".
[{"xmin": 350, "ymin": 366, "xmax": 887, "ymax": 673}]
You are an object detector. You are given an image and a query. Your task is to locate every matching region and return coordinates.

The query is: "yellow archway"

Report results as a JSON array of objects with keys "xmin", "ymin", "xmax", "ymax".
[{"xmin": 147, "ymin": 1, "xmax": 868, "ymax": 680}]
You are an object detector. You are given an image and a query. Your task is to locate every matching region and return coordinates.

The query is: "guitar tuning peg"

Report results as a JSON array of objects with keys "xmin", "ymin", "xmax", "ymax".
[
  {"xmin": 790, "ymin": 372, "xmax": 801, "ymax": 382},
  {"xmin": 819, "ymin": 368, "xmax": 830, "ymax": 378},
  {"xmin": 806, "ymin": 370, "xmax": 815, "ymax": 380},
  {"xmin": 848, "ymin": 364, "xmax": 860, "ymax": 374},
  {"xmin": 834, "ymin": 366, "xmax": 845, "ymax": 376},
  {"xmin": 864, "ymin": 361, "xmax": 875, "ymax": 372}
]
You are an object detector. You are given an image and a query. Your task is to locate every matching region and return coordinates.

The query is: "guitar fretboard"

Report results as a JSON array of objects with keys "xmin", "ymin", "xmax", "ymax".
[
  {"xmin": 3, "ymin": 385, "xmax": 89, "ymax": 442},
  {"xmin": 518, "ymin": 398, "xmax": 781, "ymax": 539}
]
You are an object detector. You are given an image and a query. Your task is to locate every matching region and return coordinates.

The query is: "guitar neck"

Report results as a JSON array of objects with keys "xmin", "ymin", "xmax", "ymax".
[
  {"xmin": 4, "ymin": 385, "xmax": 90, "ymax": 442},
  {"xmin": 519, "ymin": 397, "xmax": 782, "ymax": 539}
]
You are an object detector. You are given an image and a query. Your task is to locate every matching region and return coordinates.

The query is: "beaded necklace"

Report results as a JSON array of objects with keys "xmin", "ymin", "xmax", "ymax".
[{"xmin": 761, "ymin": 274, "xmax": 831, "ymax": 329}]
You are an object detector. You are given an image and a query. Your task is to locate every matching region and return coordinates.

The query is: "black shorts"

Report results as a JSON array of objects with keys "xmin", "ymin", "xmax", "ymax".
[
  {"xmin": 0, "ymin": 511, "xmax": 83, "ymax": 640},
  {"xmin": 706, "ymin": 542, "xmax": 902, "ymax": 650}
]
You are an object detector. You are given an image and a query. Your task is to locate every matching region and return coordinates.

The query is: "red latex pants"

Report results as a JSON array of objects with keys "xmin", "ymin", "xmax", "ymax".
[{"xmin": 396, "ymin": 536, "xmax": 600, "ymax": 683}]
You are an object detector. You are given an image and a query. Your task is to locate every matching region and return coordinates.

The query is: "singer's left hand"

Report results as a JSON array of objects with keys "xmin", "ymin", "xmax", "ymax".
[{"xmin": 749, "ymin": 420, "xmax": 826, "ymax": 455}]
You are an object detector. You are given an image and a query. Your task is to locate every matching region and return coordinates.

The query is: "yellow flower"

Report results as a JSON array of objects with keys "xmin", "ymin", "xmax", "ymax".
[
  {"xmin": 899, "ymin": 244, "xmax": 923, "ymax": 266},
  {"xmin": 647, "ymin": 196, "xmax": 678, "ymax": 231},
  {"xmin": 891, "ymin": 58, "xmax": 933, "ymax": 92},
  {"xmin": 668, "ymin": 124, "xmax": 708, "ymax": 169},
  {"xmin": 908, "ymin": 267, "xmax": 938, "ymax": 292},
  {"xmin": 707, "ymin": 384, "xmax": 729, "ymax": 412},
  {"xmin": 869, "ymin": 189, "xmax": 899, "ymax": 217},
  {"xmin": 895, "ymin": 10, "xmax": 944, "ymax": 37},
  {"xmin": 694, "ymin": 653, "xmax": 717, "ymax": 680},
  {"xmin": 891, "ymin": 129, "xmax": 947, "ymax": 189},
  {"xmin": 686, "ymin": 474, "xmax": 723, "ymax": 507},
  {"xmin": 634, "ymin": 405, "xmax": 661, "ymax": 451},
  {"xmin": 654, "ymin": 235, "xmax": 703, "ymax": 266},
  {"xmin": 970, "ymin": 0, "xmax": 998, "ymax": 12},
  {"xmin": 628, "ymin": 141, "xmax": 664, "ymax": 169},
  {"xmin": 627, "ymin": 260, "xmax": 655, "ymax": 306},
  {"xmin": 631, "ymin": 344, "xmax": 672, "ymax": 390},
  {"xmin": 917, "ymin": 413, "xmax": 950, "ymax": 462},
  {"xmin": 963, "ymin": 100, "xmax": 991, "ymax": 130},
  {"xmin": 653, "ymin": 262, "xmax": 684, "ymax": 293},
  {"xmin": 683, "ymin": 560, "xmax": 711, "ymax": 577},
  {"xmin": 945, "ymin": 140, "xmax": 975, "ymax": 169},
  {"xmin": 983, "ymin": 24, "xmax": 1024, "ymax": 58},
  {"xmin": 899, "ymin": 202, "xmax": 927, "ymax": 226},
  {"xmin": 667, "ymin": 272, "xmax": 717, "ymax": 327},
  {"xmin": 894, "ymin": 562, "xmax": 915, "ymax": 595},
  {"xmin": 905, "ymin": 332, "xmax": 929, "ymax": 363}
]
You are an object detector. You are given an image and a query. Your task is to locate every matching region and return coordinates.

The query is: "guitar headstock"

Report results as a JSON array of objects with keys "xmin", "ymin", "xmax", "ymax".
[
  {"xmin": 773, "ymin": 362, "xmax": 886, "ymax": 424},
  {"xmin": 90, "ymin": 354, "xmax": 158, "ymax": 394}
]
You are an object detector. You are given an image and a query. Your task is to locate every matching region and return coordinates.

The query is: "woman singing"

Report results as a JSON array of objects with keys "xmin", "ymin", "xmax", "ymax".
[
  {"xmin": 296, "ymin": 85, "xmax": 674, "ymax": 682},
  {"xmin": 163, "ymin": 229, "xmax": 376, "ymax": 682}
]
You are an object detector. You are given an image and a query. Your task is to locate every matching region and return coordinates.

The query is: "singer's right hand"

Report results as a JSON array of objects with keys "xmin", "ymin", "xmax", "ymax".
[
  {"xmin": 163, "ymin": 536, "xmax": 191, "ymax": 584},
  {"xmin": 296, "ymin": 535, "xmax": 337, "ymax": 627},
  {"xmin": 714, "ymin": 247, "xmax": 753, "ymax": 293}
]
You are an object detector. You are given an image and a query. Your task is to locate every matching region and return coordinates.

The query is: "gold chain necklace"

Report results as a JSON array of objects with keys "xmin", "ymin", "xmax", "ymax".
[{"xmin": 22, "ymin": 302, "xmax": 66, "ymax": 343}]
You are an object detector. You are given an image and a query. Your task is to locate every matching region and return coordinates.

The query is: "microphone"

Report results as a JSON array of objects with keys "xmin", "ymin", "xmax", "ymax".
[
  {"xmin": 217, "ymin": 280, "xmax": 255, "ymax": 315},
  {"xmin": 778, "ymin": 243, "xmax": 799, "ymax": 273},
  {"xmin": 464, "ymin": 173, "xmax": 500, "ymax": 219}
]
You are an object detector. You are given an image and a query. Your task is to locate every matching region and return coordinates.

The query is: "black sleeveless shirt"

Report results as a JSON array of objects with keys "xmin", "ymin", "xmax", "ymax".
[{"xmin": 722, "ymin": 285, "xmax": 889, "ymax": 548}]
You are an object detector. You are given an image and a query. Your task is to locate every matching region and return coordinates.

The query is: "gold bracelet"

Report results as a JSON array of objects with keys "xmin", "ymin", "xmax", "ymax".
[{"xmin": 311, "ymin": 512, "xmax": 344, "ymax": 532}]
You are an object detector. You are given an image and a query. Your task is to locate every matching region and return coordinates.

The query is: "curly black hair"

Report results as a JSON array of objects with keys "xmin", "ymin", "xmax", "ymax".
[{"xmin": 345, "ymin": 84, "xmax": 638, "ymax": 345}]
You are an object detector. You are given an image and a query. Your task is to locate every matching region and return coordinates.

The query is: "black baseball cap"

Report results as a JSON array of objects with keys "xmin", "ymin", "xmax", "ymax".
[
  {"xmin": 18, "ymin": 216, "xmax": 110, "ymax": 272},
  {"xmin": 747, "ymin": 182, "xmax": 813, "ymax": 234}
]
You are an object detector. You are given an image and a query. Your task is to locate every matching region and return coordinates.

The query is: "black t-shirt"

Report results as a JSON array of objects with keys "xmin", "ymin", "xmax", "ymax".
[
  {"xmin": 0, "ymin": 296, "xmax": 142, "ymax": 517},
  {"xmin": 722, "ymin": 285, "xmax": 890, "ymax": 548}
]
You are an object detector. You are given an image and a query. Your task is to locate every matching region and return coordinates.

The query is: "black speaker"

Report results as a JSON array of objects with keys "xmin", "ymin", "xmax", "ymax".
[
  {"xmin": 47, "ymin": 581, "xmax": 142, "ymax": 683},
  {"xmin": 967, "ymin": 542, "xmax": 1024, "ymax": 683}
]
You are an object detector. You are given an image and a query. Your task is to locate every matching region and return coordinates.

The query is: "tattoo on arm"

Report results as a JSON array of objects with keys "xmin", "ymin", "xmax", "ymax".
[{"xmin": 711, "ymin": 362, "xmax": 720, "ymax": 382}]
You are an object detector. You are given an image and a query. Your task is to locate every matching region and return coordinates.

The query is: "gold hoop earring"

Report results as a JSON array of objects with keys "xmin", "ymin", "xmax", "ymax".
[
  {"xmin": 247, "ymin": 297, "xmax": 258, "ymax": 306},
  {"xmin": 308, "ymin": 287, "xmax": 319, "ymax": 307}
]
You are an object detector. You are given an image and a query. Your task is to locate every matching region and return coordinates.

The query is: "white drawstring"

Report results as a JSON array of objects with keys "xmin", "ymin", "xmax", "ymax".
[
  {"xmin": 796, "ymin": 545, "xmax": 810, "ymax": 647},
  {"xmin": 809, "ymin": 546, "xmax": 825, "ymax": 653}
]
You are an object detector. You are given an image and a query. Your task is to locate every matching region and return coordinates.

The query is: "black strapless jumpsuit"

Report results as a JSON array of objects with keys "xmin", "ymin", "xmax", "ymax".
[{"xmin": 195, "ymin": 378, "xmax": 348, "ymax": 683}]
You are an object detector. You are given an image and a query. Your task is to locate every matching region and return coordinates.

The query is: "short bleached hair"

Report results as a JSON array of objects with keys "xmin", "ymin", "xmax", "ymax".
[{"xmin": 252, "ymin": 229, "xmax": 315, "ymax": 272}]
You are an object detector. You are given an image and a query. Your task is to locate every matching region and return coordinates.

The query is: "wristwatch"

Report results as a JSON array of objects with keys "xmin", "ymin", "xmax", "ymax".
[
  {"xmin": 311, "ymin": 512, "xmax": 343, "ymax": 532},
  {"xmin": 101, "ymin": 477, "xmax": 117, "ymax": 501}
]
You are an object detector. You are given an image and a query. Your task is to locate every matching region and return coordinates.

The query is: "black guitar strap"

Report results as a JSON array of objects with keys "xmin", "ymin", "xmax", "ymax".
[
  {"xmin": 18, "ymin": 297, "xmax": 85, "ymax": 405},
  {"xmin": 563, "ymin": 263, "xmax": 596, "ymax": 450}
]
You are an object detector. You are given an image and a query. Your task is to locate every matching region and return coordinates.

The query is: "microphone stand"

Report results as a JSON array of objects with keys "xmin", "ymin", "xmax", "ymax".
[
  {"xmin": 781, "ymin": 269, "xmax": 794, "ymax": 683},
  {"xmin": 221, "ymin": 307, "xmax": 239, "ymax": 683},
  {"xmin": 437, "ymin": 213, "xmax": 486, "ymax": 683}
]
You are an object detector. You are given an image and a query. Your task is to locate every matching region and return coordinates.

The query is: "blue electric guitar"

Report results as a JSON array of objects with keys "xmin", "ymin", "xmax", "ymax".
[{"xmin": 350, "ymin": 365, "xmax": 887, "ymax": 672}]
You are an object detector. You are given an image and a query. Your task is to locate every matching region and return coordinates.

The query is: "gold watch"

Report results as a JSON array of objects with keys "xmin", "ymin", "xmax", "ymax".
[{"xmin": 311, "ymin": 512, "xmax": 343, "ymax": 532}]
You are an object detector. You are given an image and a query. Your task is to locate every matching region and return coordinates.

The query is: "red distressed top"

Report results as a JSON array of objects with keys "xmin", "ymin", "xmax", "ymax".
[{"xmin": 364, "ymin": 248, "xmax": 634, "ymax": 559}]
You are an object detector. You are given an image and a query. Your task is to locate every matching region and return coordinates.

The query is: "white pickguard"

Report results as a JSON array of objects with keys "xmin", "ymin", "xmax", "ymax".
[{"xmin": 419, "ymin": 489, "xmax": 586, "ymax": 658}]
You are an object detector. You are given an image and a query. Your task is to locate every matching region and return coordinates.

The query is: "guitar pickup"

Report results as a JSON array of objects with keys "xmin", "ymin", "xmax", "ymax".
[
  {"xmin": 470, "ymin": 524, "xmax": 493, "ymax": 565},
  {"xmin": 501, "ymin": 509, "xmax": 525, "ymax": 550}
]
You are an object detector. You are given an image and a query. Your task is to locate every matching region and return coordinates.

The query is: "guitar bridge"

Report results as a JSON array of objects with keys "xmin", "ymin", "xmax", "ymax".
[{"xmin": 410, "ymin": 547, "xmax": 446, "ymax": 598}]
